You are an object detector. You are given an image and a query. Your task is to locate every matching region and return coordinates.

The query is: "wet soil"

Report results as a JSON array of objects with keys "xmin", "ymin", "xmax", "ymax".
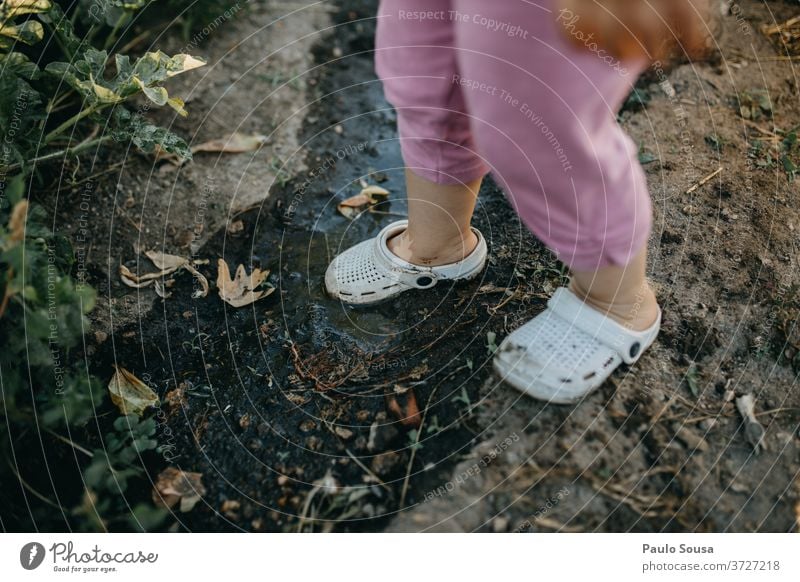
[{"xmin": 50, "ymin": 0, "xmax": 800, "ymax": 531}]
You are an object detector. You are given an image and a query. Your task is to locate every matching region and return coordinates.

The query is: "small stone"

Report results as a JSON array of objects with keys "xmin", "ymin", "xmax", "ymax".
[
  {"xmin": 370, "ymin": 451, "xmax": 401, "ymax": 476},
  {"xmin": 299, "ymin": 419, "xmax": 317, "ymax": 432},
  {"xmin": 221, "ymin": 499, "xmax": 240, "ymax": 518},
  {"xmin": 492, "ymin": 516, "xmax": 510, "ymax": 532},
  {"xmin": 334, "ymin": 426, "xmax": 354, "ymax": 440},
  {"xmin": 227, "ymin": 219, "xmax": 245, "ymax": 235}
]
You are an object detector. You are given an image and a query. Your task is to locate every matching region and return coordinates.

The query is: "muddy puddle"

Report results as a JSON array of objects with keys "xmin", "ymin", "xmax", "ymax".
[{"xmin": 98, "ymin": 2, "xmax": 560, "ymax": 532}]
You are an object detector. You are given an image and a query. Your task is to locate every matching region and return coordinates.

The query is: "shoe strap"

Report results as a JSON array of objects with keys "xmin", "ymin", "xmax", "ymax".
[
  {"xmin": 547, "ymin": 287, "xmax": 660, "ymax": 364},
  {"xmin": 373, "ymin": 220, "xmax": 486, "ymax": 289}
]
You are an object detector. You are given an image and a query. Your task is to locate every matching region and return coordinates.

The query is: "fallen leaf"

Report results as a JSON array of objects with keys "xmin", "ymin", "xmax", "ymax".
[
  {"xmin": 8, "ymin": 200, "xmax": 28, "ymax": 242},
  {"xmin": 108, "ymin": 366, "xmax": 159, "ymax": 416},
  {"xmin": 192, "ymin": 132, "xmax": 268, "ymax": 154},
  {"xmin": 184, "ymin": 263, "xmax": 209, "ymax": 298},
  {"xmin": 361, "ymin": 185, "xmax": 390, "ymax": 198},
  {"xmin": 119, "ymin": 264, "xmax": 156, "ymax": 288},
  {"xmin": 154, "ymin": 278, "xmax": 172, "ymax": 299},
  {"xmin": 144, "ymin": 249, "xmax": 188, "ymax": 272},
  {"xmin": 152, "ymin": 467, "xmax": 206, "ymax": 512},
  {"xmin": 119, "ymin": 251, "xmax": 209, "ymax": 298},
  {"xmin": 337, "ymin": 185, "xmax": 390, "ymax": 219},
  {"xmin": 216, "ymin": 259, "xmax": 274, "ymax": 307},
  {"xmin": 384, "ymin": 386, "xmax": 421, "ymax": 429}
]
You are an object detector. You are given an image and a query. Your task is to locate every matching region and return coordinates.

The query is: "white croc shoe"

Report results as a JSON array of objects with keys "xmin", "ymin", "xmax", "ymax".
[
  {"xmin": 493, "ymin": 287, "xmax": 661, "ymax": 404},
  {"xmin": 325, "ymin": 220, "xmax": 487, "ymax": 305}
]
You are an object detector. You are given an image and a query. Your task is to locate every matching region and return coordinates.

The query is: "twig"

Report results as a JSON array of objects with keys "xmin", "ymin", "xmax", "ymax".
[
  {"xmin": 345, "ymin": 448, "xmax": 391, "ymax": 493},
  {"xmin": 741, "ymin": 118, "xmax": 780, "ymax": 138},
  {"xmin": 6, "ymin": 456, "xmax": 61, "ymax": 509},
  {"xmin": 685, "ymin": 167, "xmax": 723, "ymax": 194},
  {"xmin": 44, "ymin": 428, "xmax": 93, "ymax": 458}
]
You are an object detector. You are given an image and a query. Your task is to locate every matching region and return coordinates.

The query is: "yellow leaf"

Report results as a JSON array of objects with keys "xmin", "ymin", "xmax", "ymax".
[
  {"xmin": 89, "ymin": 76, "xmax": 123, "ymax": 103},
  {"xmin": 167, "ymin": 97, "xmax": 188, "ymax": 117},
  {"xmin": 108, "ymin": 366, "xmax": 159, "ymax": 416},
  {"xmin": 166, "ymin": 54, "xmax": 206, "ymax": 78},
  {"xmin": 4, "ymin": 0, "xmax": 52, "ymax": 17}
]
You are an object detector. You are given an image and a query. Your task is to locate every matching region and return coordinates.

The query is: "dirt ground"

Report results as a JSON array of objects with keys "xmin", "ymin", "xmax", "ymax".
[{"xmin": 52, "ymin": 0, "xmax": 800, "ymax": 531}]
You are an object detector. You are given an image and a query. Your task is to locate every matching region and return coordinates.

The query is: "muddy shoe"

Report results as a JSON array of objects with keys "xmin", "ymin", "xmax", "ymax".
[
  {"xmin": 493, "ymin": 287, "xmax": 661, "ymax": 404},
  {"xmin": 325, "ymin": 220, "xmax": 487, "ymax": 305}
]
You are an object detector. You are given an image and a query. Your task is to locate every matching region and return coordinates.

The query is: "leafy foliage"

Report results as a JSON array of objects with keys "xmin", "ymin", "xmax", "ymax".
[{"xmin": 0, "ymin": 0, "xmax": 241, "ymax": 531}]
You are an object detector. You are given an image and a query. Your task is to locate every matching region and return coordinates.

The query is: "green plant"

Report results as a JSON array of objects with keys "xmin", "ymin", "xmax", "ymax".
[
  {"xmin": 0, "ymin": 0, "xmax": 239, "ymax": 531},
  {"xmin": 747, "ymin": 127, "xmax": 800, "ymax": 183}
]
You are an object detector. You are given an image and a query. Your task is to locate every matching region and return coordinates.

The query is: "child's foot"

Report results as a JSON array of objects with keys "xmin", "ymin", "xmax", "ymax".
[
  {"xmin": 325, "ymin": 220, "xmax": 487, "ymax": 305},
  {"xmin": 492, "ymin": 287, "xmax": 661, "ymax": 404}
]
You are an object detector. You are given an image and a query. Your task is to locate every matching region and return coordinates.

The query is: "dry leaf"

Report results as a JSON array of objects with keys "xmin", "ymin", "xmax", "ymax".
[
  {"xmin": 337, "ymin": 185, "xmax": 390, "ymax": 219},
  {"xmin": 184, "ymin": 263, "xmax": 209, "ymax": 298},
  {"xmin": 154, "ymin": 279, "xmax": 173, "ymax": 299},
  {"xmin": 8, "ymin": 199, "xmax": 28, "ymax": 243},
  {"xmin": 108, "ymin": 366, "xmax": 159, "ymax": 416},
  {"xmin": 216, "ymin": 259, "xmax": 273, "ymax": 307},
  {"xmin": 119, "ymin": 264, "xmax": 155, "ymax": 288},
  {"xmin": 384, "ymin": 387, "xmax": 421, "ymax": 429},
  {"xmin": 119, "ymin": 251, "xmax": 208, "ymax": 298},
  {"xmin": 192, "ymin": 132, "xmax": 268, "ymax": 154},
  {"xmin": 144, "ymin": 250, "xmax": 188, "ymax": 272},
  {"xmin": 153, "ymin": 467, "xmax": 206, "ymax": 512}
]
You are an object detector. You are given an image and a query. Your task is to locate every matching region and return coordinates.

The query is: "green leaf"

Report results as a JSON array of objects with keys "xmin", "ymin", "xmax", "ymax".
[
  {"xmin": 0, "ymin": 51, "xmax": 40, "ymax": 81},
  {"xmin": 111, "ymin": 107, "xmax": 191, "ymax": 159},
  {"xmin": 37, "ymin": 2, "xmax": 82, "ymax": 55}
]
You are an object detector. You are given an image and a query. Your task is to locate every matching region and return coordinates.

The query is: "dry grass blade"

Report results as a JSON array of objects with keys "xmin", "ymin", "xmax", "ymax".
[{"xmin": 192, "ymin": 132, "xmax": 268, "ymax": 154}]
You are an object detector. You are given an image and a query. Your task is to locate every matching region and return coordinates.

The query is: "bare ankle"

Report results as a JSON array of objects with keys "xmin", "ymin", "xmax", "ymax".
[
  {"xmin": 387, "ymin": 228, "xmax": 477, "ymax": 267},
  {"xmin": 570, "ymin": 279, "xmax": 660, "ymax": 332}
]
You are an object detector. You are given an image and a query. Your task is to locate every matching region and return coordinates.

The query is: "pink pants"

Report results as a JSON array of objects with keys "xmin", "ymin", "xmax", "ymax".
[{"xmin": 375, "ymin": 0, "xmax": 652, "ymax": 271}]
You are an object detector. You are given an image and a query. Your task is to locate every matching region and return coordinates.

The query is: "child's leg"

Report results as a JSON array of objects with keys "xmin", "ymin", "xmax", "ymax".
[
  {"xmin": 376, "ymin": 0, "xmax": 488, "ymax": 266},
  {"xmin": 325, "ymin": 0, "xmax": 491, "ymax": 304},
  {"xmin": 387, "ymin": 170, "xmax": 481, "ymax": 267},
  {"xmin": 451, "ymin": 0, "xmax": 657, "ymax": 326}
]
